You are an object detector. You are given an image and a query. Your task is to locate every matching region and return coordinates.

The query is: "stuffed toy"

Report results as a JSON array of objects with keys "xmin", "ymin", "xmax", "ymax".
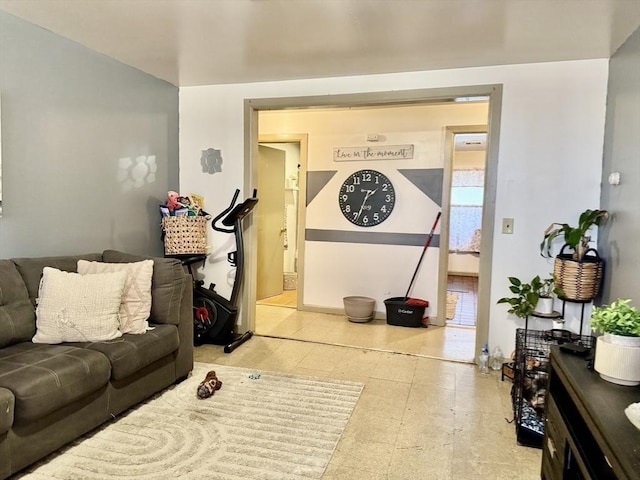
[
  {"xmin": 166, "ymin": 191, "xmax": 180, "ymax": 212},
  {"xmin": 196, "ymin": 370, "xmax": 222, "ymax": 399}
]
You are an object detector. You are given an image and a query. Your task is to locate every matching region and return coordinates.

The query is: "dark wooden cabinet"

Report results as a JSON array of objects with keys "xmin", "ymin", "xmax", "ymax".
[{"xmin": 542, "ymin": 346, "xmax": 640, "ymax": 479}]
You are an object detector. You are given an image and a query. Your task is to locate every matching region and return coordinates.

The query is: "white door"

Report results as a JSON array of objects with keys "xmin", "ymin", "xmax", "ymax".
[{"xmin": 257, "ymin": 145, "xmax": 286, "ymax": 299}]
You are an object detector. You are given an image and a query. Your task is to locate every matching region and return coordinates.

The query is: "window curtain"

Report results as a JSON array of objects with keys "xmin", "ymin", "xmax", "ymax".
[{"xmin": 449, "ymin": 169, "xmax": 484, "ymax": 253}]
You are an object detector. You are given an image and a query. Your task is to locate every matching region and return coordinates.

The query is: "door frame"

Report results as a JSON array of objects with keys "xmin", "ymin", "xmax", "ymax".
[
  {"xmin": 258, "ymin": 133, "xmax": 309, "ymax": 311},
  {"xmin": 243, "ymin": 85, "xmax": 502, "ymax": 359},
  {"xmin": 436, "ymin": 126, "xmax": 488, "ymax": 329}
]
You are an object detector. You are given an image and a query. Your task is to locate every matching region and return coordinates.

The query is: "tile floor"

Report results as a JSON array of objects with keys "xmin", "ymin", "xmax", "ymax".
[
  {"xmin": 254, "ymin": 276, "xmax": 478, "ymax": 364},
  {"xmin": 446, "ymin": 275, "xmax": 478, "ymax": 327},
  {"xmin": 254, "ymin": 304, "xmax": 476, "ymax": 363},
  {"xmin": 194, "ymin": 336, "xmax": 542, "ymax": 479}
]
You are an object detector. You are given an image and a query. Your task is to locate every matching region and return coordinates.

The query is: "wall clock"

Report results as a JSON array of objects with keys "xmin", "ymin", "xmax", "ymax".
[{"xmin": 338, "ymin": 169, "xmax": 395, "ymax": 227}]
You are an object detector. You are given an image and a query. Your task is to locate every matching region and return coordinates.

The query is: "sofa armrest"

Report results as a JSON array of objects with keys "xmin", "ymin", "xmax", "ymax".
[
  {"xmin": 0, "ymin": 388, "xmax": 14, "ymax": 436},
  {"xmin": 175, "ymin": 274, "xmax": 194, "ymax": 380}
]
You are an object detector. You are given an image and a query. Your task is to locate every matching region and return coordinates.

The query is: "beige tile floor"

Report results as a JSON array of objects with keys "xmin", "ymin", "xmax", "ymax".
[
  {"xmin": 254, "ymin": 304, "xmax": 476, "ymax": 363},
  {"xmin": 194, "ymin": 336, "xmax": 542, "ymax": 479},
  {"xmin": 257, "ymin": 274, "xmax": 477, "ymax": 362},
  {"xmin": 446, "ymin": 275, "xmax": 478, "ymax": 327}
]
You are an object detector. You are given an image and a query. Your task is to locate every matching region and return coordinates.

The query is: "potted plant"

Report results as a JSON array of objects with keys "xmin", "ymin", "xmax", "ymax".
[
  {"xmin": 497, "ymin": 276, "xmax": 540, "ymax": 319},
  {"xmin": 539, "ymin": 209, "xmax": 608, "ymax": 301},
  {"xmin": 533, "ymin": 274, "xmax": 563, "ymax": 315},
  {"xmin": 590, "ymin": 299, "xmax": 640, "ymax": 386}
]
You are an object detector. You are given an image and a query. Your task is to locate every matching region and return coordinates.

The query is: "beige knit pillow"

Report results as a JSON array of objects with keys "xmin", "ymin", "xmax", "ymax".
[
  {"xmin": 33, "ymin": 267, "xmax": 127, "ymax": 344},
  {"xmin": 77, "ymin": 259, "xmax": 154, "ymax": 334}
]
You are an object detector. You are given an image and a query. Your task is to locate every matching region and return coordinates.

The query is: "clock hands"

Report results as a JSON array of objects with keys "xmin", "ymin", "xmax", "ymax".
[{"xmin": 355, "ymin": 188, "xmax": 378, "ymax": 221}]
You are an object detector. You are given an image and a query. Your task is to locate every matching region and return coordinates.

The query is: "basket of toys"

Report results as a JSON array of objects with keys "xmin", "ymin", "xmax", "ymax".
[
  {"xmin": 160, "ymin": 191, "xmax": 209, "ymax": 255},
  {"xmin": 162, "ymin": 216, "xmax": 207, "ymax": 254}
]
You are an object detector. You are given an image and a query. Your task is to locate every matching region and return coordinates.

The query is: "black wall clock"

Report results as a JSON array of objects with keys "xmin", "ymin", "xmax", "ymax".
[{"xmin": 338, "ymin": 169, "xmax": 395, "ymax": 227}]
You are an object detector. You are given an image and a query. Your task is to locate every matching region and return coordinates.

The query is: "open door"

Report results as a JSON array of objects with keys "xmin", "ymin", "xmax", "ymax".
[{"xmin": 257, "ymin": 145, "xmax": 286, "ymax": 299}]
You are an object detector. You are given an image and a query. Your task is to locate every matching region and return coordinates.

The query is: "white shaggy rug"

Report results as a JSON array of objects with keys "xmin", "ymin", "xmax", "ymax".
[{"xmin": 17, "ymin": 363, "xmax": 363, "ymax": 479}]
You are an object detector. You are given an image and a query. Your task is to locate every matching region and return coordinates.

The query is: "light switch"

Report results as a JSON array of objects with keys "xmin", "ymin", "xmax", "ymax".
[{"xmin": 502, "ymin": 218, "xmax": 514, "ymax": 234}]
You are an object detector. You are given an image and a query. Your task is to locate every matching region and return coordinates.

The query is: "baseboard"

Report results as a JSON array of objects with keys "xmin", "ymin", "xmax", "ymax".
[{"xmin": 448, "ymin": 271, "xmax": 479, "ymax": 277}]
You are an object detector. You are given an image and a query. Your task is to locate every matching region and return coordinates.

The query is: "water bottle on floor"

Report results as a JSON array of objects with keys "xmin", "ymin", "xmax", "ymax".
[
  {"xmin": 479, "ymin": 344, "xmax": 489, "ymax": 374},
  {"xmin": 491, "ymin": 346, "xmax": 504, "ymax": 370}
]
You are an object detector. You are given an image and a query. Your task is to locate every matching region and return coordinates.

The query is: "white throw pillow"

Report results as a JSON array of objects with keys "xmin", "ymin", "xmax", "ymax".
[
  {"xmin": 77, "ymin": 259, "xmax": 154, "ymax": 334},
  {"xmin": 33, "ymin": 267, "xmax": 127, "ymax": 344}
]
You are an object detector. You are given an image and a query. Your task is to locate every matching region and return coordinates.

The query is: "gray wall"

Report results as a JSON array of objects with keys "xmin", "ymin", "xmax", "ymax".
[
  {"xmin": 0, "ymin": 12, "xmax": 179, "ymax": 258},
  {"xmin": 599, "ymin": 26, "xmax": 640, "ymax": 302}
]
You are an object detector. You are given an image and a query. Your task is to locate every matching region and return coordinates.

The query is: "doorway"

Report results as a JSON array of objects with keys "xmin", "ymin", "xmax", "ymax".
[
  {"xmin": 444, "ymin": 132, "xmax": 487, "ymax": 332},
  {"xmin": 256, "ymin": 138, "xmax": 305, "ymax": 309},
  {"xmin": 244, "ymin": 86, "xmax": 502, "ymax": 361}
]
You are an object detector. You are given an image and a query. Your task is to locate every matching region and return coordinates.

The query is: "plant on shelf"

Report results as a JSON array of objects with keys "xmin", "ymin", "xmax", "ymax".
[
  {"xmin": 538, "ymin": 274, "xmax": 563, "ymax": 298},
  {"xmin": 590, "ymin": 299, "xmax": 640, "ymax": 386},
  {"xmin": 534, "ymin": 274, "xmax": 564, "ymax": 315},
  {"xmin": 497, "ymin": 276, "xmax": 540, "ymax": 319},
  {"xmin": 539, "ymin": 208, "xmax": 609, "ymax": 302},
  {"xmin": 591, "ymin": 299, "xmax": 640, "ymax": 337},
  {"xmin": 540, "ymin": 208, "xmax": 608, "ymax": 261}
]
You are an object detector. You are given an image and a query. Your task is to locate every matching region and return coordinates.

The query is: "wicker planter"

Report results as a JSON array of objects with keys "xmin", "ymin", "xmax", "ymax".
[{"xmin": 553, "ymin": 245, "xmax": 603, "ymax": 302}]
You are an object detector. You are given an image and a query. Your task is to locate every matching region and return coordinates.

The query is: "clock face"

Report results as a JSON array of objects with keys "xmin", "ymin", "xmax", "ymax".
[{"xmin": 338, "ymin": 169, "xmax": 395, "ymax": 227}]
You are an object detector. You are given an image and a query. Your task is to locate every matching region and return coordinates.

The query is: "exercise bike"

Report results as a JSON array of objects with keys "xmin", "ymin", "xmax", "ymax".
[{"xmin": 182, "ymin": 189, "xmax": 258, "ymax": 353}]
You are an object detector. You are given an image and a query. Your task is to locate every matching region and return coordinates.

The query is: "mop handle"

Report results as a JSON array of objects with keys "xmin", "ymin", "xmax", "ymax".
[{"xmin": 404, "ymin": 211, "xmax": 442, "ymax": 300}]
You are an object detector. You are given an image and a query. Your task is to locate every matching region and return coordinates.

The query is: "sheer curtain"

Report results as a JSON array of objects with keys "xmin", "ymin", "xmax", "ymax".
[{"xmin": 449, "ymin": 168, "xmax": 484, "ymax": 253}]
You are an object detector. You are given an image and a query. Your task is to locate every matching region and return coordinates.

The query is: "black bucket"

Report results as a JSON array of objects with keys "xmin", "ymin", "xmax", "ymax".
[{"xmin": 384, "ymin": 297, "xmax": 429, "ymax": 328}]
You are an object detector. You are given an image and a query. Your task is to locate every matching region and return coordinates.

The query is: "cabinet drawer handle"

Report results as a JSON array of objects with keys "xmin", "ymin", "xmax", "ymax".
[{"xmin": 547, "ymin": 437, "xmax": 556, "ymax": 458}]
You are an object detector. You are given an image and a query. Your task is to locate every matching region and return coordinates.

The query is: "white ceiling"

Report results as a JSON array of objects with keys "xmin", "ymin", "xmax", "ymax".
[{"xmin": 1, "ymin": 0, "xmax": 639, "ymax": 87}]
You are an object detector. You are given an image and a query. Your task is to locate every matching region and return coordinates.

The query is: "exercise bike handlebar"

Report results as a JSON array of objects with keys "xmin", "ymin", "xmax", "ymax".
[{"xmin": 211, "ymin": 189, "xmax": 241, "ymax": 233}]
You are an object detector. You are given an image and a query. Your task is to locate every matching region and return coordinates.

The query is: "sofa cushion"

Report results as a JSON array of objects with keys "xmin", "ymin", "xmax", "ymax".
[
  {"xmin": 0, "ymin": 260, "xmax": 36, "ymax": 348},
  {"xmin": 67, "ymin": 324, "xmax": 179, "ymax": 381},
  {"xmin": 33, "ymin": 268, "xmax": 127, "ymax": 344},
  {"xmin": 11, "ymin": 254, "xmax": 103, "ymax": 306},
  {"xmin": 102, "ymin": 250, "xmax": 185, "ymax": 326},
  {"xmin": 77, "ymin": 259, "xmax": 154, "ymax": 334},
  {"xmin": 0, "ymin": 343, "xmax": 111, "ymax": 423},
  {"xmin": 0, "ymin": 388, "xmax": 14, "ymax": 435}
]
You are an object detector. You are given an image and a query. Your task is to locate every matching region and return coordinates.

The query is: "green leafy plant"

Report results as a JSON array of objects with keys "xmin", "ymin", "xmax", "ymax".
[
  {"xmin": 540, "ymin": 209, "xmax": 609, "ymax": 261},
  {"xmin": 590, "ymin": 299, "xmax": 640, "ymax": 337},
  {"xmin": 538, "ymin": 274, "xmax": 564, "ymax": 298},
  {"xmin": 497, "ymin": 276, "xmax": 540, "ymax": 319}
]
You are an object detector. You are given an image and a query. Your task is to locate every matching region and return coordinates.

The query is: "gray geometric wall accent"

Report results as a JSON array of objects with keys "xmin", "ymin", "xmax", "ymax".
[
  {"xmin": 306, "ymin": 170, "xmax": 337, "ymax": 206},
  {"xmin": 398, "ymin": 168, "xmax": 444, "ymax": 207},
  {"xmin": 306, "ymin": 229, "xmax": 440, "ymax": 248}
]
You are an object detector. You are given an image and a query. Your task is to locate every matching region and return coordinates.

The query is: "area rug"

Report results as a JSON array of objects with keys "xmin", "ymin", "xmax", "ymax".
[
  {"xmin": 446, "ymin": 292, "xmax": 458, "ymax": 319},
  {"xmin": 17, "ymin": 363, "xmax": 363, "ymax": 479}
]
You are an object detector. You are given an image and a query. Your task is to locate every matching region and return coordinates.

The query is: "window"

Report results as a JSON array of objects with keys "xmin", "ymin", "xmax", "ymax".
[{"xmin": 449, "ymin": 168, "xmax": 484, "ymax": 253}]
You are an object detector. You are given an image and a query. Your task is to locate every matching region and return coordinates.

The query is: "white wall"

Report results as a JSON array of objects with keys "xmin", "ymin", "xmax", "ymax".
[{"xmin": 179, "ymin": 59, "xmax": 609, "ymax": 355}]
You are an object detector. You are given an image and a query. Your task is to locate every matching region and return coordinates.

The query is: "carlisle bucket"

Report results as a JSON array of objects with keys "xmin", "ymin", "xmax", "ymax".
[{"xmin": 384, "ymin": 297, "xmax": 429, "ymax": 327}]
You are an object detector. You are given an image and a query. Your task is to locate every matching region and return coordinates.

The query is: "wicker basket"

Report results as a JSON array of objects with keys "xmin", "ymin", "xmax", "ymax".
[
  {"xmin": 553, "ymin": 245, "xmax": 603, "ymax": 302},
  {"xmin": 162, "ymin": 216, "xmax": 207, "ymax": 255}
]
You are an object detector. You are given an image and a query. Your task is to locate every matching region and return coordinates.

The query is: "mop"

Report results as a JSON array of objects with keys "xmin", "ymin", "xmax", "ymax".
[{"xmin": 404, "ymin": 211, "xmax": 442, "ymax": 306}]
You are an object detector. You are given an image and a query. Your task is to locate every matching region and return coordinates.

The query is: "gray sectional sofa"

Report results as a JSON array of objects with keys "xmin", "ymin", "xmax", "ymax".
[{"xmin": 0, "ymin": 250, "xmax": 193, "ymax": 479}]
